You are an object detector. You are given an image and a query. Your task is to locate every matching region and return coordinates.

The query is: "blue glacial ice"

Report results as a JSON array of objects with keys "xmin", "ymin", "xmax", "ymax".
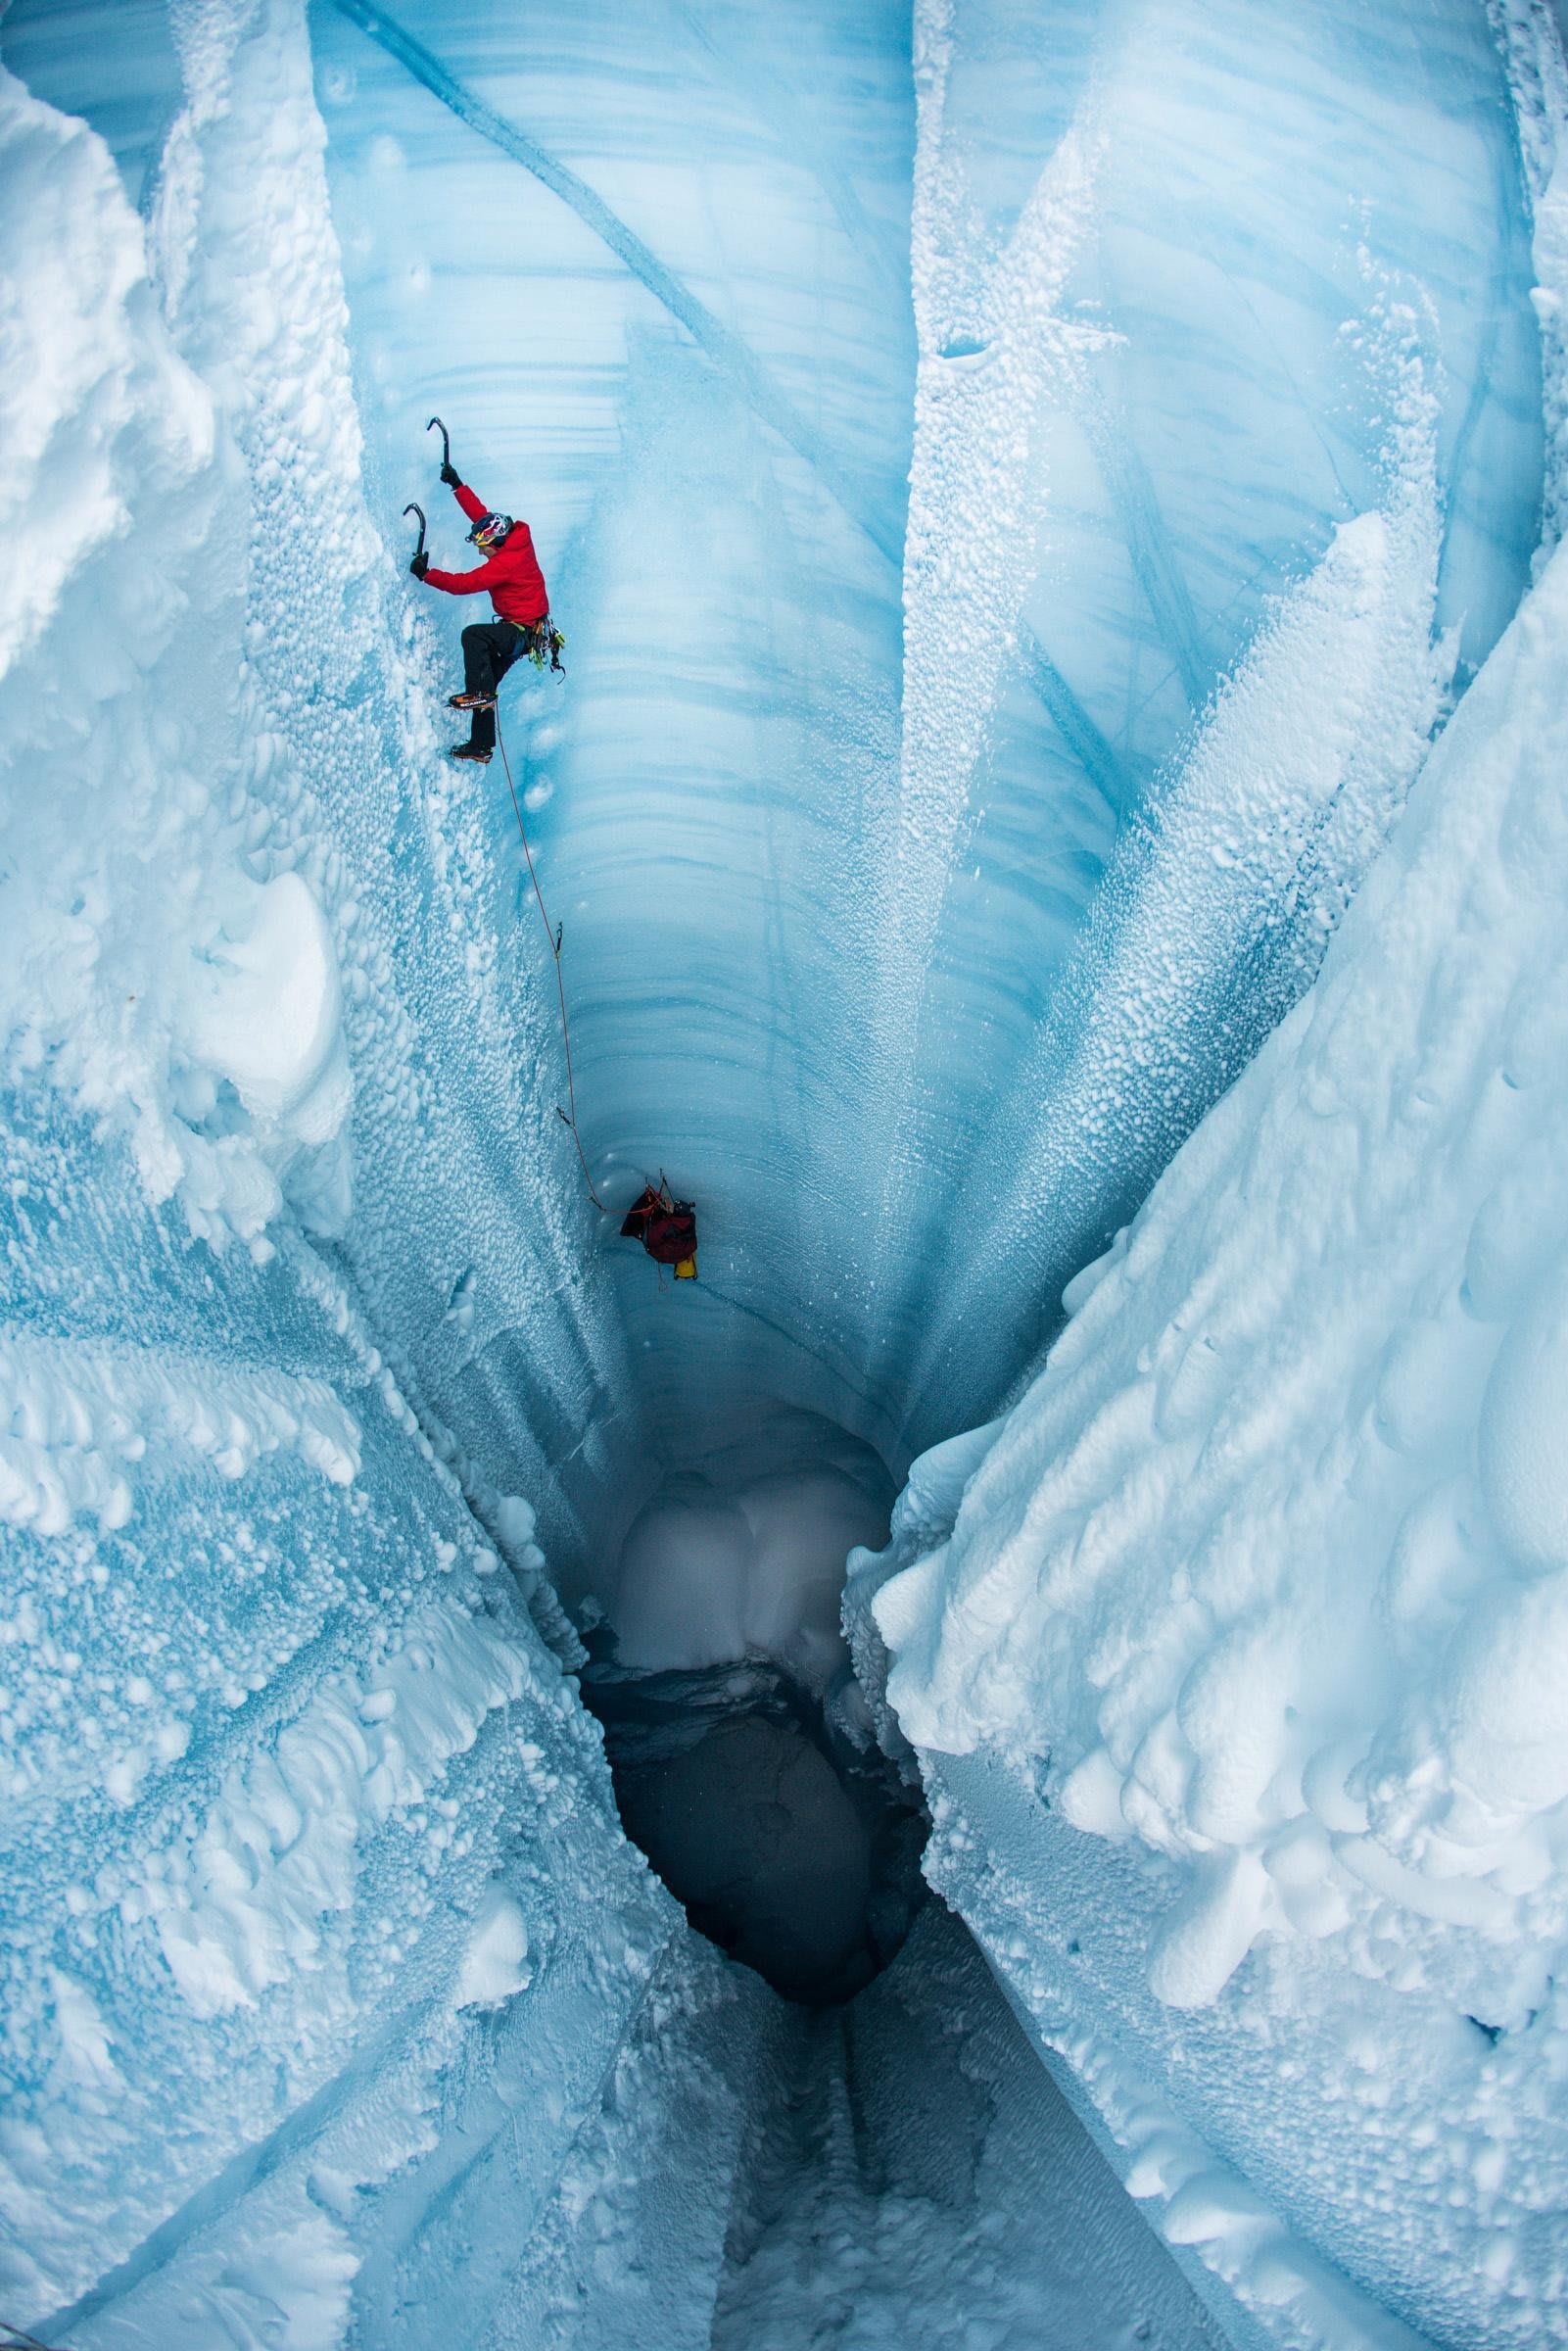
[{"xmin": 2, "ymin": 0, "xmax": 1566, "ymax": 2344}]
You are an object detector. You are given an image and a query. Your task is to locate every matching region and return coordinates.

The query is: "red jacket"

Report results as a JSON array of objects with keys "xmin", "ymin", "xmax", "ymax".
[{"xmin": 424, "ymin": 481, "xmax": 548, "ymax": 625}]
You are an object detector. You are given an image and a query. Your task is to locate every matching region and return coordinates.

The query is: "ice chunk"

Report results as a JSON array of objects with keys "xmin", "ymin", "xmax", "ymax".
[
  {"xmin": 454, "ymin": 1886, "xmax": 532, "ymax": 2009},
  {"xmin": 173, "ymin": 871, "xmax": 350, "ymax": 1144}
]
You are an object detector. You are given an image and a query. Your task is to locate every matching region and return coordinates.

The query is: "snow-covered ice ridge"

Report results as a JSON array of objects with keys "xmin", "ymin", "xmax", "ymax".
[
  {"xmin": 864, "ymin": 531, "xmax": 1568, "ymax": 2336},
  {"xmin": 3, "ymin": 0, "xmax": 1566, "ymax": 2344},
  {"xmin": 855, "ymin": 12, "xmax": 1568, "ymax": 2344}
]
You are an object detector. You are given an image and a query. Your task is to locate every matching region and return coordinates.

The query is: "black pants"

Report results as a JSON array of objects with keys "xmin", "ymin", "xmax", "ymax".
[{"xmin": 460, "ymin": 621, "xmax": 528, "ymax": 751}]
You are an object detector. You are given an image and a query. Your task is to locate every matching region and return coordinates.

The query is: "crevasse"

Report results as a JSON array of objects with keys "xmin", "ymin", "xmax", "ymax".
[{"xmin": 1, "ymin": 0, "xmax": 1564, "ymax": 2345}]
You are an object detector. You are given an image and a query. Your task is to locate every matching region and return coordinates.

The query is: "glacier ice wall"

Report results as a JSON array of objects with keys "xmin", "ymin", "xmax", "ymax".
[
  {"xmin": 0, "ymin": 6, "xmax": 1149, "ymax": 2346},
  {"xmin": 304, "ymin": 0, "xmax": 922, "ymax": 1495},
  {"xmin": 0, "ymin": 22, "xmax": 767, "ymax": 2343},
  {"xmin": 857, "ymin": 25, "xmax": 1568, "ymax": 2343},
  {"xmin": 872, "ymin": 0, "xmax": 1547, "ymax": 1445},
  {"xmin": 21, "ymin": 0, "xmax": 1538, "ymax": 1493},
  {"xmin": 303, "ymin": 0, "xmax": 1551, "ymax": 1559},
  {"xmin": 864, "ymin": 517, "xmax": 1568, "ymax": 2351},
  {"xmin": 2, "ymin": 0, "xmax": 1565, "ymax": 2345}
]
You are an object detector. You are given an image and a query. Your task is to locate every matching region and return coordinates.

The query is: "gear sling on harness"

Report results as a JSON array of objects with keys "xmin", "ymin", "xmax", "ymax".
[{"xmin": 514, "ymin": 616, "xmax": 566, "ymax": 673}]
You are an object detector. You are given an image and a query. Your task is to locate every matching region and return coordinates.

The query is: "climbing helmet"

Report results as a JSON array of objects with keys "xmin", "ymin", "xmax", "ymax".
[{"xmin": 467, "ymin": 512, "xmax": 514, "ymax": 550}]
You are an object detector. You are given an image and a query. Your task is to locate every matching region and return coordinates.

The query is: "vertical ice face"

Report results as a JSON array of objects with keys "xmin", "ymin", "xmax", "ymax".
[
  {"xmin": 0, "ymin": 9, "xmax": 766, "ymax": 2342},
  {"xmin": 860, "ymin": 93, "xmax": 1568, "ymax": 2323},
  {"xmin": 292, "ymin": 0, "xmax": 1546, "ymax": 1491},
  {"xmin": 18, "ymin": 0, "xmax": 1539, "ymax": 1478},
  {"xmin": 869, "ymin": 0, "xmax": 1546, "ymax": 1444},
  {"xmin": 864, "ymin": 517, "xmax": 1568, "ymax": 2351},
  {"xmin": 301, "ymin": 0, "xmax": 921, "ymax": 1484}
]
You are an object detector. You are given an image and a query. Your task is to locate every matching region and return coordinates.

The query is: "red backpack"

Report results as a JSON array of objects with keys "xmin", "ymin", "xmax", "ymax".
[{"xmin": 621, "ymin": 1183, "xmax": 698, "ymax": 1271}]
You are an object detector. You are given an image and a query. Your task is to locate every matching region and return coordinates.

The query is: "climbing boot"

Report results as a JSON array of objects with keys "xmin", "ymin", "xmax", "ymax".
[
  {"xmin": 449, "ymin": 744, "xmax": 493, "ymax": 765},
  {"xmin": 448, "ymin": 692, "xmax": 496, "ymax": 709}
]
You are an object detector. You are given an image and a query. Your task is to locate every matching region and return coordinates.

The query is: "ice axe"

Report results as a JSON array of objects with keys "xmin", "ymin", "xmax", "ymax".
[
  {"xmin": 403, "ymin": 501, "xmax": 427, "ymax": 562},
  {"xmin": 427, "ymin": 413, "xmax": 451, "ymax": 472}
]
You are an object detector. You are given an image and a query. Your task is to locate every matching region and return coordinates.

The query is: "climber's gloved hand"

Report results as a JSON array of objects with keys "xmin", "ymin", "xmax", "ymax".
[
  {"xmin": 408, "ymin": 550, "xmax": 429, "ymax": 578},
  {"xmin": 440, "ymin": 460, "xmax": 460, "ymax": 488}
]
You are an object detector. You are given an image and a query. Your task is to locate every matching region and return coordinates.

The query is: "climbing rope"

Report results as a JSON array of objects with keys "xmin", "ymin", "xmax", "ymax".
[
  {"xmin": 3, "ymin": 2318, "xmax": 72, "ymax": 2351},
  {"xmin": 494, "ymin": 711, "xmax": 606, "ymax": 1211}
]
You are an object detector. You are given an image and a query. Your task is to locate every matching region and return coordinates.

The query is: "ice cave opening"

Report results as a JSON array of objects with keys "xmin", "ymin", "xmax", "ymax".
[
  {"xmin": 6, "ymin": 0, "xmax": 1568, "ymax": 2346},
  {"xmin": 573, "ymin": 1407, "xmax": 930, "ymax": 2007}
]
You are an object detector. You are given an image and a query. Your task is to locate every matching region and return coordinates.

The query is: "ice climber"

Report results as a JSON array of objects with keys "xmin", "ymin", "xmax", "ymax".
[
  {"xmin": 621, "ymin": 1180, "xmax": 698, "ymax": 1280},
  {"xmin": 409, "ymin": 446, "xmax": 563, "ymax": 765}
]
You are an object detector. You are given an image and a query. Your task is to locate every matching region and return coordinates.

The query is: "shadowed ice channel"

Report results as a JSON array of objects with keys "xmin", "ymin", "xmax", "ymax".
[{"xmin": 575, "ymin": 1410, "xmax": 929, "ymax": 2003}]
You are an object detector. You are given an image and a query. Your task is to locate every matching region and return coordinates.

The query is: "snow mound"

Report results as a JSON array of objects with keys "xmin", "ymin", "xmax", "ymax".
[{"xmin": 608, "ymin": 1415, "xmax": 893, "ymax": 1697}]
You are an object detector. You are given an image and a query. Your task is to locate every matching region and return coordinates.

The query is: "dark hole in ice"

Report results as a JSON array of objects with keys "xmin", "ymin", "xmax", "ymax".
[
  {"xmin": 574, "ymin": 1411, "xmax": 929, "ymax": 2006},
  {"xmin": 582, "ymin": 1644, "xmax": 928, "ymax": 2004}
]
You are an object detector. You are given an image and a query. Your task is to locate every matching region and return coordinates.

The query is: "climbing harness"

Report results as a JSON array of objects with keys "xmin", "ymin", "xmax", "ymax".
[
  {"xmin": 494, "ymin": 711, "xmax": 604, "ymax": 1210},
  {"xmin": 511, "ymin": 615, "xmax": 566, "ymax": 674}
]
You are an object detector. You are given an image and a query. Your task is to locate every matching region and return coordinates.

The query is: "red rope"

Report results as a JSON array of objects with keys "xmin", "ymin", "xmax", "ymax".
[{"xmin": 495, "ymin": 713, "xmax": 606, "ymax": 1211}]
